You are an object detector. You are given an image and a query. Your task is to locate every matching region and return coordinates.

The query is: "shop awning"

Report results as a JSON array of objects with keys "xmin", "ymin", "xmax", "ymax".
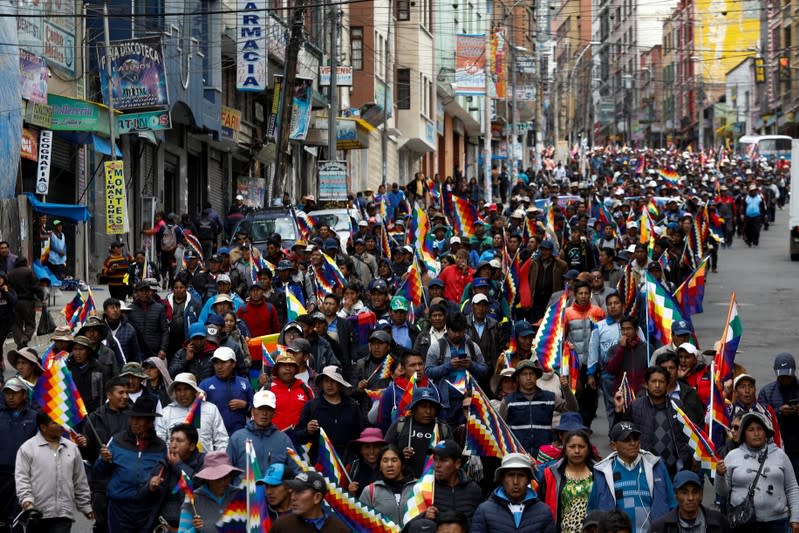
[
  {"xmin": 54, "ymin": 132, "xmax": 122, "ymax": 157},
  {"xmin": 24, "ymin": 192, "xmax": 90, "ymax": 222}
]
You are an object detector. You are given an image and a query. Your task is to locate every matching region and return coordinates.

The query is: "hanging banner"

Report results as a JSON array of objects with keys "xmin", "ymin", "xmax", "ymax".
[
  {"xmin": 104, "ymin": 160, "xmax": 129, "ymax": 234},
  {"xmin": 237, "ymin": 0, "xmax": 268, "ymax": 91},
  {"xmin": 454, "ymin": 34, "xmax": 486, "ymax": 96},
  {"xmin": 289, "ymin": 77, "xmax": 314, "ymax": 141},
  {"xmin": 98, "ymin": 37, "xmax": 170, "ymax": 110},
  {"xmin": 318, "ymin": 160, "xmax": 348, "ymax": 200},
  {"xmin": 35, "ymin": 130, "xmax": 53, "ymax": 195},
  {"xmin": 20, "ymin": 50, "xmax": 48, "ymax": 104},
  {"xmin": 492, "ymin": 29, "xmax": 507, "ymax": 99},
  {"xmin": 320, "ymin": 66, "xmax": 353, "ymax": 86}
]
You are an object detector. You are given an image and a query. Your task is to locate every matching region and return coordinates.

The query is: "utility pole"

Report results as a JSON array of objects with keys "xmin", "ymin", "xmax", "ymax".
[
  {"xmin": 511, "ymin": 44, "xmax": 518, "ymax": 173},
  {"xmin": 697, "ymin": 72, "xmax": 704, "ymax": 151},
  {"xmin": 483, "ymin": 11, "xmax": 493, "ymax": 204},
  {"xmin": 273, "ymin": 1, "xmax": 306, "ymax": 202},
  {"xmin": 327, "ymin": 6, "xmax": 339, "ymax": 161},
  {"xmin": 381, "ymin": 0, "xmax": 392, "ymax": 186}
]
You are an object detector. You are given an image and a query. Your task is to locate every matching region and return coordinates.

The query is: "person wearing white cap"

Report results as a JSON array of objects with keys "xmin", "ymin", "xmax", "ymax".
[
  {"xmin": 226, "ymin": 389, "xmax": 295, "ymax": 477},
  {"xmin": 0, "ymin": 377, "xmax": 37, "ymax": 527},
  {"xmin": 465, "ymin": 292, "xmax": 501, "ymax": 374},
  {"xmin": 470, "ymin": 452, "xmax": 554, "ymax": 533},
  {"xmin": 156, "ymin": 372, "xmax": 228, "ymax": 453},
  {"xmin": 199, "ymin": 347, "xmax": 254, "ymax": 435}
]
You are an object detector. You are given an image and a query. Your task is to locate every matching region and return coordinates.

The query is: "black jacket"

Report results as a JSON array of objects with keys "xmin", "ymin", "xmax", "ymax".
[
  {"xmin": 649, "ymin": 505, "xmax": 730, "ymax": 533},
  {"xmin": 105, "ymin": 316, "xmax": 144, "ymax": 364},
  {"xmin": 7, "ymin": 265, "xmax": 39, "ymax": 300},
  {"xmin": 294, "ymin": 396, "xmax": 364, "ymax": 463},
  {"xmin": 127, "ymin": 298, "xmax": 170, "ymax": 357},
  {"xmin": 67, "ymin": 356, "xmax": 111, "ymax": 414},
  {"xmin": 430, "ymin": 470, "xmax": 483, "ymax": 522}
]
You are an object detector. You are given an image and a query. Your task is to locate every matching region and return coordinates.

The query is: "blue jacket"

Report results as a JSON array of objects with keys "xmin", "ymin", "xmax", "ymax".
[
  {"xmin": 587, "ymin": 450, "xmax": 676, "ymax": 522},
  {"xmin": 227, "ymin": 420, "xmax": 295, "ymax": 476},
  {"xmin": 199, "ymin": 375, "xmax": 254, "ymax": 435},
  {"xmin": 502, "ymin": 389, "xmax": 557, "ymax": 456},
  {"xmin": 471, "ymin": 487, "xmax": 555, "ymax": 533},
  {"xmin": 94, "ymin": 429, "xmax": 167, "ymax": 501},
  {"xmin": 0, "ymin": 406, "xmax": 37, "ymax": 469}
]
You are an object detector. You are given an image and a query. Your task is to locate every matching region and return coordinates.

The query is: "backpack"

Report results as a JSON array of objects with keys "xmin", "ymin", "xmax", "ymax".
[
  {"xmin": 162, "ymin": 225, "xmax": 178, "ymax": 251},
  {"xmin": 197, "ymin": 216, "xmax": 215, "ymax": 241}
]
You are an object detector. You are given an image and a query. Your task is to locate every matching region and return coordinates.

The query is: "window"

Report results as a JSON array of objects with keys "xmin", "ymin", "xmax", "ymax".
[
  {"xmin": 420, "ymin": 73, "xmax": 428, "ymax": 116},
  {"xmin": 351, "ymin": 27, "xmax": 363, "ymax": 70},
  {"xmin": 397, "ymin": 0, "xmax": 410, "ymax": 20},
  {"xmin": 397, "ymin": 68, "xmax": 411, "ymax": 109}
]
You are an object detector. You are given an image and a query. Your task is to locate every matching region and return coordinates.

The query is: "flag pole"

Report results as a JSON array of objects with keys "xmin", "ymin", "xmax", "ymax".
[
  {"xmin": 644, "ymin": 278, "xmax": 651, "ymax": 364},
  {"xmin": 245, "ymin": 439, "xmax": 251, "ymax": 531},
  {"xmin": 84, "ymin": 415, "xmax": 103, "ymax": 448},
  {"xmin": 708, "ymin": 360, "xmax": 714, "ymax": 446}
]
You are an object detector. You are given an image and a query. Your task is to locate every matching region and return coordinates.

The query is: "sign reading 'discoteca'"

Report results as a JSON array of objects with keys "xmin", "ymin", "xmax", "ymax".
[{"xmin": 98, "ymin": 37, "xmax": 170, "ymax": 110}]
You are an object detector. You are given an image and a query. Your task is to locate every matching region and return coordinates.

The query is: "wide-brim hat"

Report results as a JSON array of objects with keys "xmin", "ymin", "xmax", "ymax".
[
  {"xmin": 514, "ymin": 359, "xmax": 544, "ymax": 378},
  {"xmin": 7, "ymin": 347, "xmax": 43, "ymax": 372},
  {"xmin": 50, "ymin": 326, "xmax": 74, "ymax": 343},
  {"xmin": 352, "ymin": 427, "xmax": 387, "ymax": 445},
  {"xmin": 494, "ymin": 452, "xmax": 534, "ymax": 482},
  {"xmin": 553, "ymin": 412, "xmax": 588, "ymax": 432},
  {"xmin": 490, "ymin": 367, "xmax": 516, "ymax": 396},
  {"xmin": 195, "ymin": 451, "xmax": 243, "ymax": 480},
  {"xmin": 315, "ymin": 365, "xmax": 351, "ymax": 389},
  {"xmin": 76, "ymin": 316, "xmax": 109, "ymax": 338},
  {"xmin": 168, "ymin": 372, "xmax": 203, "ymax": 395},
  {"xmin": 129, "ymin": 396, "xmax": 161, "ymax": 417}
]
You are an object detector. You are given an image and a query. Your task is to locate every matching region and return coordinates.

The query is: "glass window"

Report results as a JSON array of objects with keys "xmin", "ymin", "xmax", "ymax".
[
  {"xmin": 351, "ymin": 27, "xmax": 363, "ymax": 70},
  {"xmin": 397, "ymin": 68, "xmax": 411, "ymax": 109},
  {"xmin": 397, "ymin": 0, "xmax": 410, "ymax": 20}
]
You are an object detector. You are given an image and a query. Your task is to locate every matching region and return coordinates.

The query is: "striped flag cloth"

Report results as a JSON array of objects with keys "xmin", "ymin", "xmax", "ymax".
[
  {"xmin": 316, "ymin": 427, "xmax": 350, "ymax": 487},
  {"xmin": 286, "ymin": 290, "xmax": 307, "ymax": 322},
  {"xmin": 452, "ymin": 196, "xmax": 480, "ymax": 238},
  {"xmin": 715, "ymin": 291, "xmax": 742, "ymax": 383},
  {"xmin": 672, "ymin": 400, "xmax": 719, "ymax": 479},
  {"xmin": 286, "ymin": 448, "xmax": 399, "ymax": 533},
  {"xmin": 464, "ymin": 375, "xmax": 526, "ymax": 458},
  {"xmin": 215, "ymin": 489, "xmax": 248, "ymax": 532},
  {"xmin": 672, "ymin": 256, "xmax": 709, "ymax": 316},
  {"xmin": 619, "ymin": 372, "xmax": 636, "ymax": 410}
]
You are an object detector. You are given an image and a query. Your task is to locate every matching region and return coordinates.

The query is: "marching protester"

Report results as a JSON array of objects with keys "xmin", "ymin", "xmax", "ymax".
[{"xmin": 3, "ymin": 145, "xmax": 789, "ymax": 532}]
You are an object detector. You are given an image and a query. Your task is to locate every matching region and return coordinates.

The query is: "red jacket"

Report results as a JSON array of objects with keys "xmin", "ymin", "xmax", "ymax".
[
  {"xmin": 438, "ymin": 264, "xmax": 474, "ymax": 303},
  {"xmin": 270, "ymin": 378, "xmax": 314, "ymax": 431},
  {"xmin": 237, "ymin": 298, "xmax": 280, "ymax": 337},
  {"xmin": 684, "ymin": 363, "xmax": 711, "ymax": 406}
]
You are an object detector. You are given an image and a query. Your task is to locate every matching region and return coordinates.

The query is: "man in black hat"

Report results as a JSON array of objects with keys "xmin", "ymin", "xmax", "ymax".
[
  {"xmin": 270, "ymin": 471, "xmax": 349, "ymax": 533},
  {"xmin": 367, "ymin": 280, "xmax": 391, "ymax": 320},
  {"xmin": 416, "ymin": 440, "xmax": 482, "ymax": 526},
  {"xmin": 95, "ymin": 396, "xmax": 166, "ymax": 533}
]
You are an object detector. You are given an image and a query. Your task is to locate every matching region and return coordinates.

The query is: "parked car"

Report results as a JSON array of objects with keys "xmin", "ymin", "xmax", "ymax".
[
  {"xmin": 308, "ymin": 208, "xmax": 363, "ymax": 250},
  {"xmin": 230, "ymin": 207, "xmax": 299, "ymax": 252}
]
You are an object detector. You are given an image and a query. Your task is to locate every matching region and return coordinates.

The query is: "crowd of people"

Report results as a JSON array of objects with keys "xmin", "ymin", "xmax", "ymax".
[{"xmin": 0, "ymin": 145, "xmax": 798, "ymax": 533}]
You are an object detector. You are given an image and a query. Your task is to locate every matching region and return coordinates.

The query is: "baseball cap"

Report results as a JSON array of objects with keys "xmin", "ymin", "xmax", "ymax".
[
  {"xmin": 390, "ymin": 296, "xmax": 410, "ymax": 312},
  {"xmin": 514, "ymin": 359, "xmax": 543, "ymax": 378},
  {"xmin": 369, "ymin": 330, "xmax": 391, "ymax": 344},
  {"xmin": 671, "ymin": 320, "xmax": 692, "ymax": 336},
  {"xmin": 450, "ymin": 236, "xmax": 461, "ymax": 244},
  {"xmin": 211, "ymin": 347, "xmax": 236, "ymax": 362},
  {"xmin": 216, "ymin": 274, "xmax": 232, "ymax": 284},
  {"xmin": 323, "ymin": 238, "xmax": 339, "ymax": 250},
  {"xmin": 609, "ymin": 421, "xmax": 641, "ymax": 441},
  {"xmin": 431, "ymin": 439, "xmax": 463, "ymax": 460},
  {"xmin": 733, "ymin": 374, "xmax": 756, "ymax": 389},
  {"xmin": 3, "ymin": 377, "xmax": 28, "ymax": 392},
  {"xmin": 677, "ymin": 342, "xmax": 699, "ymax": 356},
  {"xmin": 564, "ymin": 269, "xmax": 580, "ymax": 281},
  {"xmin": 774, "ymin": 352, "xmax": 796, "ymax": 376},
  {"xmin": 253, "ymin": 389, "xmax": 277, "ymax": 409},
  {"xmin": 257, "ymin": 463, "xmax": 287, "ymax": 486},
  {"xmin": 472, "ymin": 277, "xmax": 490, "ymax": 289},
  {"xmin": 514, "ymin": 320, "xmax": 534, "ymax": 338},
  {"xmin": 539, "ymin": 240, "xmax": 555, "ymax": 250},
  {"xmin": 673, "ymin": 470, "xmax": 702, "ymax": 490},
  {"xmin": 428, "ymin": 279, "xmax": 444, "ymax": 289},
  {"xmin": 188, "ymin": 322, "xmax": 206, "ymax": 339},
  {"xmin": 472, "ymin": 293, "xmax": 489, "ymax": 305},
  {"xmin": 285, "ymin": 471, "xmax": 327, "ymax": 495},
  {"xmin": 370, "ymin": 280, "xmax": 389, "ymax": 293}
]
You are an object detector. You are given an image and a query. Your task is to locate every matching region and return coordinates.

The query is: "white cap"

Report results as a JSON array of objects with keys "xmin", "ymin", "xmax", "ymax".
[
  {"xmin": 627, "ymin": 221, "xmax": 638, "ymax": 229},
  {"xmin": 216, "ymin": 274, "xmax": 232, "ymax": 284},
  {"xmin": 211, "ymin": 346, "xmax": 236, "ymax": 362},
  {"xmin": 253, "ymin": 389, "xmax": 277, "ymax": 409},
  {"xmin": 647, "ymin": 180, "xmax": 657, "ymax": 188},
  {"xmin": 472, "ymin": 293, "xmax": 489, "ymax": 304},
  {"xmin": 677, "ymin": 342, "xmax": 700, "ymax": 356},
  {"xmin": 511, "ymin": 209, "xmax": 525, "ymax": 219},
  {"xmin": 489, "ymin": 258, "xmax": 502, "ymax": 269},
  {"xmin": 235, "ymin": 194, "xmax": 244, "ymax": 200},
  {"xmin": 450, "ymin": 236, "xmax": 461, "ymax": 244}
]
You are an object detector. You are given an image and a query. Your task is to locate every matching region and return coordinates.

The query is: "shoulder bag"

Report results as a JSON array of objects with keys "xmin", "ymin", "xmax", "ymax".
[{"xmin": 728, "ymin": 448, "xmax": 768, "ymax": 528}]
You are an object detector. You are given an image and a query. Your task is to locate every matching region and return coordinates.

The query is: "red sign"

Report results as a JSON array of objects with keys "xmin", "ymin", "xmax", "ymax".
[{"xmin": 21, "ymin": 128, "xmax": 38, "ymax": 161}]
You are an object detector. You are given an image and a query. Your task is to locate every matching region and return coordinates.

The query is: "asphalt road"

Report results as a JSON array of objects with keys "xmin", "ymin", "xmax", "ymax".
[{"xmin": 12, "ymin": 209, "xmax": 798, "ymax": 532}]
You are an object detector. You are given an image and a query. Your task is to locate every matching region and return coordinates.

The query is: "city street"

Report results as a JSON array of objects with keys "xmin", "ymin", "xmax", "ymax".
[{"xmin": 6, "ymin": 209, "xmax": 798, "ymax": 532}]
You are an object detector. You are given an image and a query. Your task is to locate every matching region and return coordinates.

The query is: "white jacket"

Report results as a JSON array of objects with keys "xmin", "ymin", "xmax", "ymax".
[{"xmin": 156, "ymin": 400, "xmax": 229, "ymax": 452}]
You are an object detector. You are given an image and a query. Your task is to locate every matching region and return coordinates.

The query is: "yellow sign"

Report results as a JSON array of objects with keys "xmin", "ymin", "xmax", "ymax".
[
  {"xmin": 696, "ymin": 0, "xmax": 759, "ymax": 83},
  {"xmin": 104, "ymin": 160, "xmax": 128, "ymax": 234}
]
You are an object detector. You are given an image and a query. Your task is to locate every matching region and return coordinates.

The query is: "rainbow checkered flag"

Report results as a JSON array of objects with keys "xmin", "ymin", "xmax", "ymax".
[
  {"xmin": 244, "ymin": 439, "xmax": 269, "ymax": 533},
  {"xmin": 172, "ymin": 470, "xmax": 195, "ymax": 507},
  {"xmin": 672, "ymin": 400, "xmax": 719, "ymax": 479},
  {"xmin": 286, "ymin": 448, "xmax": 399, "ymax": 533},
  {"xmin": 401, "ymin": 427, "xmax": 438, "ymax": 524},
  {"xmin": 216, "ymin": 488, "xmax": 248, "ymax": 532},
  {"xmin": 531, "ymin": 292, "xmax": 568, "ymax": 372},
  {"xmin": 673, "ymin": 256, "xmax": 709, "ymax": 316},
  {"xmin": 316, "ymin": 427, "xmax": 350, "ymax": 487},
  {"xmin": 32, "ymin": 356, "xmax": 87, "ymax": 431},
  {"xmin": 619, "ymin": 371, "xmax": 636, "ymax": 410},
  {"xmin": 644, "ymin": 271, "xmax": 692, "ymax": 347},
  {"xmin": 464, "ymin": 375, "xmax": 526, "ymax": 458}
]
